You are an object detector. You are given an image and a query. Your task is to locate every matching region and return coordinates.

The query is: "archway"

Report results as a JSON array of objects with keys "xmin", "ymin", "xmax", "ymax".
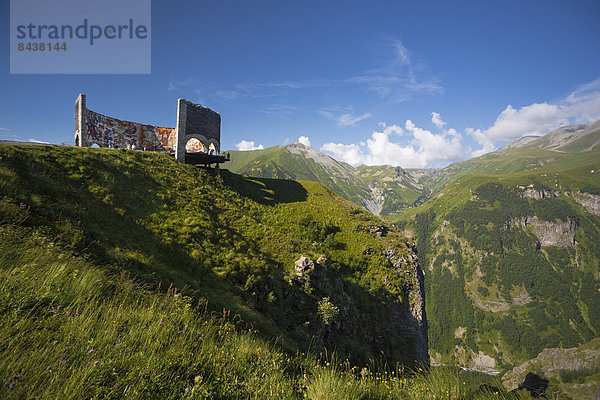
[
  {"xmin": 207, "ymin": 139, "xmax": 220, "ymax": 155},
  {"xmin": 208, "ymin": 143, "xmax": 216, "ymax": 155},
  {"xmin": 185, "ymin": 137, "xmax": 206, "ymax": 153}
]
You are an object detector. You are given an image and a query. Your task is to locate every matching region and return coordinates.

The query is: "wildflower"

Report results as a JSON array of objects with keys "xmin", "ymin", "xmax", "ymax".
[
  {"xmin": 87, "ymin": 349, "xmax": 94, "ymax": 354},
  {"xmin": 184, "ymin": 388, "xmax": 189, "ymax": 395},
  {"xmin": 94, "ymin": 361, "xmax": 99, "ymax": 366},
  {"xmin": 69, "ymin": 332, "xmax": 73, "ymax": 336},
  {"xmin": 87, "ymin": 361, "xmax": 92, "ymax": 366}
]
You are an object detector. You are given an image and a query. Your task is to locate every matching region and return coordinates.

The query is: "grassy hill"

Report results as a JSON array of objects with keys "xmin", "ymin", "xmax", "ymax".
[{"xmin": 0, "ymin": 144, "xmax": 506, "ymax": 399}]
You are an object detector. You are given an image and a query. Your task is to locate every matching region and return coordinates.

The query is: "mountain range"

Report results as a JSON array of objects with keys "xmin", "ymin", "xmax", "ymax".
[{"xmin": 228, "ymin": 120, "xmax": 600, "ymax": 397}]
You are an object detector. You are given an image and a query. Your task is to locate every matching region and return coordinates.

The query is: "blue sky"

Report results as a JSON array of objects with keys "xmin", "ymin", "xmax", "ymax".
[{"xmin": 1, "ymin": 0, "xmax": 599, "ymax": 168}]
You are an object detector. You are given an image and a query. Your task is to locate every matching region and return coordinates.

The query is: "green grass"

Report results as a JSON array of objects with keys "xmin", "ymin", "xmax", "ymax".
[
  {"xmin": 0, "ymin": 239, "xmax": 299, "ymax": 399},
  {"xmin": 0, "ymin": 144, "xmax": 430, "ymax": 368},
  {"xmin": 0, "ymin": 237, "xmax": 528, "ymax": 398}
]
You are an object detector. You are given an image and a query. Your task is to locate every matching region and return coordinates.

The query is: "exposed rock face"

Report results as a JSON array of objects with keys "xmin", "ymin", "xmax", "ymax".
[
  {"xmin": 472, "ymin": 351, "xmax": 497, "ymax": 370},
  {"xmin": 503, "ymin": 341, "xmax": 600, "ymax": 395},
  {"xmin": 509, "ymin": 216, "xmax": 578, "ymax": 247},
  {"xmin": 518, "ymin": 185, "xmax": 560, "ymax": 200},
  {"xmin": 384, "ymin": 244, "xmax": 429, "ymax": 363},
  {"xmin": 571, "ymin": 191, "xmax": 600, "ymax": 216},
  {"xmin": 363, "ymin": 225, "xmax": 388, "ymax": 237},
  {"xmin": 517, "ymin": 185, "xmax": 600, "ymax": 217},
  {"xmin": 291, "ymin": 243, "xmax": 429, "ymax": 368},
  {"xmin": 360, "ymin": 183, "xmax": 384, "ymax": 216},
  {"xmin": 295, "ymin": 256, "xmax": 315, "ymax": 279}
]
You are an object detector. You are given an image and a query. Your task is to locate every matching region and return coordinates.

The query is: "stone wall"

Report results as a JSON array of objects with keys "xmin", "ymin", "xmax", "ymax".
[
  {"xmin": 175, "ymin": 99, "xmax": 221, "ymax": 163},
  {"xmin": 182, "ymin": 101, "xmax": 221, "ymax": 142}
]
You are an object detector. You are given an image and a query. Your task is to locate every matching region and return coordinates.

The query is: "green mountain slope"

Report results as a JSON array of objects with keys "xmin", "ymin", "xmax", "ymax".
[
  {"xmin": 227, "ymin": 120, "xmax": 600, "ymax": 395},
  {"xmin": 227, "ymin": 143, "xmax": 373, "ymax": 207},
  {"xmin": 354, "ymin": 166, "xmax": 441, "ymax": 216},
  {"xmin": 411, "ymin": 120, "xmax": 600, "ymax": 197},
  {"xmin": 0, "ymin": 144, "xmax": 427, "ymax": 370},
  {"xmin": 228, "ymin": 121, "xmax": 600, "ymax": 221},
  {"xmin": 397, "ymin": 148, "xmax": 600, "ymax": 375},
  {"xmin": 228, "ymin": 143, "xmax": 438, "ymax": 216}
]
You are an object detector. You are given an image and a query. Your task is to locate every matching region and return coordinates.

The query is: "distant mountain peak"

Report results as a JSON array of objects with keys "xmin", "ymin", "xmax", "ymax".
[
  {"xmin": 285, "ymin": 142, "xmax": 341, "ymax": 168},
  {"xmin": 499, "ymin": 135, "xmax": 542, "ymax": 151},
  {"xmin": 498, "ymin": 120, "xmax": 600, "ymax": 153}
]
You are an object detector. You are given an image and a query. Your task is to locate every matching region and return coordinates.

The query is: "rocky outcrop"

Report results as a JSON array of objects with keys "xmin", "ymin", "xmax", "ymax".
[
  {"xmin": 361, "ymin": 183, "xmax": 384, "ymax": 215},
  {"xmin": 517, "ymin": 185, "xmax": 600, "ymax": 217},
  {"xmin": 291, "ymin": 242, "xmax": 429, "ymax": 368},
  {"xmin": 362, "ymin": 225, "xmax": 388, "ymax": 237},
  {"xmin": 517, "ymin": 185, "xmax": 560, "ymax": 200},
  {"xmin": 294, "ymin": 256, "xmax": 315, "ymax": 280},
  {"xmin": 472, "ymin": 351, "xmax": 497, "ymax": 370},
  {"xmin": 503, "ymin": 340, "xmax": 600, "ymax": 396},
  {"xmin": 571, "ymin": 191, "xmax": 600, "ymax": 216},
  {"xmin": 384, "ymin": 244, "xmax": 429, "ymax": 364},
  {"xmin": 508, "ymin": 216, "xmax": 578, "ymax": 247}
]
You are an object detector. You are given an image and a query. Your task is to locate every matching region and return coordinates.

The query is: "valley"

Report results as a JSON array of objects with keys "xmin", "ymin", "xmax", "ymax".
[{"xmin": 229, "ymin": 120, "xmax": 600, "ymax": 397}]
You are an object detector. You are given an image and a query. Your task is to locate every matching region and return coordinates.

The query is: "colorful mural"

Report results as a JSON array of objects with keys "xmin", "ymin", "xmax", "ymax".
[
  {"xmin": 85, "ymin": 109, "xmax": 177, "ymax": 151},
  {"xmin": 76, "ymin": 94, "xmax": 224, "ymax": 164},
  {"xmin": 185, "ymin": 138, "xmax": 204, "ymax": 153}
]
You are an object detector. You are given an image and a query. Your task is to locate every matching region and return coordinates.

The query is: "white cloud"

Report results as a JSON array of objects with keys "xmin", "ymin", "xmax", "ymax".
[
  {"xmin": 431, "ymin": 112, "xmax": 446, "ymax": 129},
  {"xmin": 0, "ymin": 127, "xmax": 9, "ymax": 131},
  {"xmin": 167, "ymin": 78, "xmax": 198, "ymax": 92},
  {"xmin": 214, "ymin": 90, "xmax": 241, "ymax": 100},
  {"xmin": 321, "ymin": 78, "xmax": 600, "ymax": 167},
  {"xmin": 28, "ymin": 138, "xmax": 50, "ymax": 144},
  {"xmin": 321, "ymin": 118, "xmax": 466, "ymax": 168},
  {"xmin": 468, "ymin": 78, "xmax": 600, "ymax": 156},
  {"xmin": 321, "ymin": 142, "xmax": 363, "ymax": 164},
  {"xmin": 262, "ymin": 103, "xmax": 297, "ymax": 118},
  {"xmin": 283, "ymin": 138, "xmax": 290, "ymax": 145},
  {"xmin": 297, "ymin": 136, "xmax": 311, "ymax": 146},
  {"xmin": 236, "ymin": 140, "xmax": 264, "ymax": 151},
  {"xmin": 346, "ymin": 39, "xmax": 443, "ymax": 102},
  {"xmin": 393, "ymin": 40, "xmax": 411, "ymax": 66},
  {"xmin": 338, "ymin": 113, "xmax": 371, "ymax": 127},
  {"xmin": 319, "ymin": 108, "xmax": 371, "ymax": 127}
]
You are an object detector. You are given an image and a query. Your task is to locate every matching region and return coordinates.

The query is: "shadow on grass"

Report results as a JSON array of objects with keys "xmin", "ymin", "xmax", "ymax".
[{"xmin": 220, "ymin": 170, "xmax": 308, "ymax": 205}]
